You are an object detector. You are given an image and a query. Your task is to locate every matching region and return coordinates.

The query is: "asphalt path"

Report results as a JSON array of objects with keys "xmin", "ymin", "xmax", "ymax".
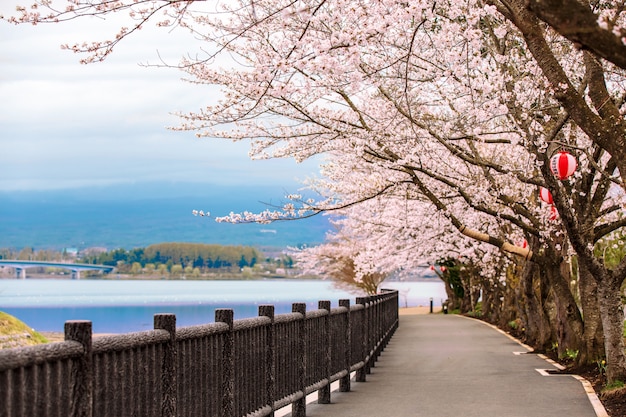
[{"xmin": 300, "ymin": 314, "xmax": 604, "ymax": 417}]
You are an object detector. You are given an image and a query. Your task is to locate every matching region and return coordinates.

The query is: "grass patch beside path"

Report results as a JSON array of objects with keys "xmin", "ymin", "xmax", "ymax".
[{"xmin": 0, "ymin": 311, "xmax": 48, "ymax": 349}]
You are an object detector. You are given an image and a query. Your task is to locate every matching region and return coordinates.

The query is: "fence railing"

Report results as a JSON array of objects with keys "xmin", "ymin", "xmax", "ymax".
[{"xmin": 0, "ymin": 289, "xmax": 399, "ymax": 417}]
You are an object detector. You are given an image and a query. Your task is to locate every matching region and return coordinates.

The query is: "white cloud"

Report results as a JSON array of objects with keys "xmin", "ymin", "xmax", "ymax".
[{"xmin": 0, "ymin": 6, "xmax": 319, "ymax": 191}]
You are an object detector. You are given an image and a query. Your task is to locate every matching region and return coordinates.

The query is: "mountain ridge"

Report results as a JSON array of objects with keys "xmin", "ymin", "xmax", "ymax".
[{"xmin": 0, "ymin": 183, "xmax": 330, "ymax": 251}]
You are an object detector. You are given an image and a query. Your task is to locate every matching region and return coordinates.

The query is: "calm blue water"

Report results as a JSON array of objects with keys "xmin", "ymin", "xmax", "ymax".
[{"xmin": 0, "ymin": 279, "xmax": 446, "ymax": 333}]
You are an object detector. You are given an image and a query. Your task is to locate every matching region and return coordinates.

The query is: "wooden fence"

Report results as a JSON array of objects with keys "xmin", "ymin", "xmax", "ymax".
[{"xmin": 0, "ymin": 289, "xmax": 399, "ymax": 417}]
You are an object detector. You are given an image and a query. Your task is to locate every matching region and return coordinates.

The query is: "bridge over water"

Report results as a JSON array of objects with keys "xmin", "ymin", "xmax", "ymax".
[{"xmin": 0, "ymin": 260, "xmax": 115, "ymax": 279}]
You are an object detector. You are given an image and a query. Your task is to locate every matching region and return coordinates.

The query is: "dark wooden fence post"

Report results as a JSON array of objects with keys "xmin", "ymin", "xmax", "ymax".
[
  {"xmin": 365, "ymin": 296, "xmax": 373, "ymax": 374},
  {"xmin": 259, "ymin": 305, "xmax": 275, "ymax": 417},
  {"xmin": 355, "ymin": 297, "xmax": 367, "ymax": 382},
  {"xmin": 380, "ymin": 290, "xmax": 399, "ymax": 348},
  {"xmin": 154, "ymin": 313, "xmax": 177, "ymax": 417},
  {"xmin": 338, "ymin": 299, "xmax": 351, "ymax": 392},
  {"xmin": 64, "ymin": 320, "xmax": 93, "ymax": 417},
  {"xmin": 318, "ymin": 300, "xmax": 331, "ymax": 404},
  {"xmin": 292, "ymin": 303, "xmax": 307, "ymax": 417},
  {"xmin": 372, "ymin": 297, "xmax": 381, "ymax": 366},
  {"xmin": 216, "ymin": 309, "xmax": 235, "ymax": 417}
]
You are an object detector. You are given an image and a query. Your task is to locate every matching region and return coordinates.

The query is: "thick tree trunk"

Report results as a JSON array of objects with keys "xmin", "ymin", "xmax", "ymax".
[
  {"xmin": 543, "ymin": 256, "xmax": 585, "ymax": 358},
  {"xmin": 500, "ymin": 278, "xmax": 519, "ymax": 328},
  {"xmin": 460, "ymin": 290, "xmax": 472, "ymax": 314},
  {"xmin": 481, "ymin": 279, "xmax": 494, "ymax": 319},
  {"xmin": 481, "ymin": 277, "xmax": 507, "ymax": 325},
  {"xmin": 442, "ymin": 279, "xmax": 463, "ymax": 311},
  {"xmin": 578, "ymin": 263, "xmax": 605, "ymax": 366},
  {"xmin": 597, "ymin": 276, "xmax": 626, "ymax": 383},
  {"xmin": 457, "ymin": 268, "xmax": 475, "ymax": 314},
  {"xmin": 521, "ymin": 261, "xmax": 552, "ymax": 350}
]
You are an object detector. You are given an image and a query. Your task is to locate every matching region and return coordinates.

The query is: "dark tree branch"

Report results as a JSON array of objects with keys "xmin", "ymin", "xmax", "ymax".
[{"xmin": 527, "ymin": 0, "xmax": 626, "ymax": 70}]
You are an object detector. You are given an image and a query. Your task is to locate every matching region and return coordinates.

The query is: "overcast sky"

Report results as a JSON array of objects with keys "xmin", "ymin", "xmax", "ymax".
[{"xmin": 0, "ymin": 6, "xmax": 320, "ymax": 192}]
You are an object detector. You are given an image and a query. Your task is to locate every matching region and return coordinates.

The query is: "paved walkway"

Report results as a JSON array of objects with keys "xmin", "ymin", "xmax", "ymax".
[{"xmin": 301, "ymin": 314, "xmax": 604, "ymax": 417}]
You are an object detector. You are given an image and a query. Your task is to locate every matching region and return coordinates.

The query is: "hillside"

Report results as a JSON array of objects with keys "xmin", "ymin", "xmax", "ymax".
[
  {"xmin": 0, "ymin": 183, "xmax": 331, "ymax": 250},
  {"xmin": 0, "ymin": 311, "xmax": 49, "ymax": 349}
]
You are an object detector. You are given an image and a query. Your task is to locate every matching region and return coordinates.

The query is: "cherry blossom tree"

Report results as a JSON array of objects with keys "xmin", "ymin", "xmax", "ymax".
[
  {"xmin": 293, "ymin": 234, "xmax": 388, "ymax": 295},
  {"xmin": 5, "ymin": 0, "xmax": 626, "ymax": 382}
]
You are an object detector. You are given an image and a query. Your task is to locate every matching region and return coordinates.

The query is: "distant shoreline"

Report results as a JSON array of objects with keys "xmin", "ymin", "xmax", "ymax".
[
  {"xmin": 0, "ymin": 272, "xmax": 440, "ymax": 282},
  {"xmin": 0, "ymin": 273, "xmax": 318, "ymax": 281}
]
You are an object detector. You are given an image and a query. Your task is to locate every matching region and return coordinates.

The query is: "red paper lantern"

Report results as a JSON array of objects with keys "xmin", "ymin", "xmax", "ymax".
[
  {"xmin": 549, "ymin": 205, "xmax": 559, "ymax": 221},
  {"xmin": 429, "ymin": 265, "xmax": 435, "ymax": 271},
  {"xmin": 550, "ymin": 151, "xmax": 577, "ymax": 180},
  {"xmin": 539, "ymin": 187, "xmax": 553, "ymax": 204},
  {"xmin": 440, "ymin": 266, "xmax": 447, "ymax": 272}
]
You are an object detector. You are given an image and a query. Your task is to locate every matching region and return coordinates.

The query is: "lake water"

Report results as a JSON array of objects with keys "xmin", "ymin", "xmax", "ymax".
[{"xmin": 0, "ymin": 279, "xmax": 447, "ymax": 333}]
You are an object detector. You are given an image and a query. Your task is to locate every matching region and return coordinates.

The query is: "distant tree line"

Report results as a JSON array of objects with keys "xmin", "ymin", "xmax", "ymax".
[
  {"xmin": 0, "ymin": 247, "xmax": 71, "ymax": 262},
  {"xmin": 80, "ymin": 243, "xmax": 262, "ymax": 271},
  {"xmin": 0, "ymin": 244, "xmax": 297, "ymax": 278}
]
